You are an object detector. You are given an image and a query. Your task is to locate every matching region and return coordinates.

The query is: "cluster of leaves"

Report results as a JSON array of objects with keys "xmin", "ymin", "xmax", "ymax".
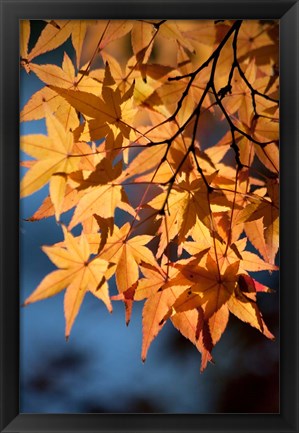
[{"xmin": 21, "ymin": 19, "xmax": 279, "ymax": 371}]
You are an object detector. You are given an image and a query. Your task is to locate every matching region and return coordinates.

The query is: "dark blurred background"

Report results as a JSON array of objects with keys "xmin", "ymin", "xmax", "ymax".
[{"xmin": 20, "ymin": 21, "xmax": 279, "ymax": 414}]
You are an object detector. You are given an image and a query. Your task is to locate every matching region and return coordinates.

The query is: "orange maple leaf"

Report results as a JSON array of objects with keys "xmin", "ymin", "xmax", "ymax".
[{"xmin": 24, "ymin": 226, "xmax": 111, "ymax": 339}]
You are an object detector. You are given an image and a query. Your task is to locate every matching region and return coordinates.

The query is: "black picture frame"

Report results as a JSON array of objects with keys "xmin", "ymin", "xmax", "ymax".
[{"xmin": 0, "ymin": 1, "xmax": 298, "ymax": 432}]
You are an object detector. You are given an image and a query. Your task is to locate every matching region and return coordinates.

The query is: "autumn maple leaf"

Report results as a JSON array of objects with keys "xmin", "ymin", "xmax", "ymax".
[
  {"xmin": 27, "ymin": 185, "xmax": 82, "ymax": 222},
  {"xmin": 21, "ymin": 20, "xmax": 96, "ymax": 68},
  {"xmin": 68, "ymin": 158, "xmax": 135, "ymax": 230},
  {"xmin": 24, "ymin": 226, "xmax": 111, "ymax": 339},
  {"xmin": 20, "ymin": 104, "xmax": 90, "ymax": 220},
  {"xmin": 136, "ymin": 259, "xmax": 191, "ymax": 361},
  {"xmin": 161, "ymin": 254, "xmax": 274, "ymax": 369},
  {"xmin": 21, "ymin": 52, "xmax": 102, "ymax": 130},
  {"xmin": 147, "ymin": 176, "xmax": 228, "ymax": 257},
  {"xmin": 134, "ymin": 255, "xmax": 212, "ymax": 369},
  {"xmin": 20, "ymin": 19, "xmax": 279, "ymax": 374},
  {"xmin": 207, "ymin": 236, "xmax": 278, "ymax": 273},
  {"xmin": 239, "ymin": 179, "xmax": 279, "ymax": 264},
  {"xmin": 99, "ymin": 223, "xmax": 160, "ymax": 294},
  {"xmin": 49, "ymin": 62, "xmax": 137, "ymax": 143}
]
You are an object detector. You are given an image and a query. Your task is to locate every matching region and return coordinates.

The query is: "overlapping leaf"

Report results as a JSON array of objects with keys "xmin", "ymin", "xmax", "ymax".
[{"xmin": 21, "ymin": 19, "xmax": 279, "ymax": 372}]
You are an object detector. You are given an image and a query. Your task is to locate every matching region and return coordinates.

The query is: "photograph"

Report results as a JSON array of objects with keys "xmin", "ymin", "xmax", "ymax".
[{"xmin": 19, "ymin": 18, "xmax": 280, "ymax": 414}]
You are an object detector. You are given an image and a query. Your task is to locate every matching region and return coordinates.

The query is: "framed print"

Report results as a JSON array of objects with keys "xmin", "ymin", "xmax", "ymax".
[{"xmin": 0, "ymin": 1, "xmax": 298, "ymax": 432}]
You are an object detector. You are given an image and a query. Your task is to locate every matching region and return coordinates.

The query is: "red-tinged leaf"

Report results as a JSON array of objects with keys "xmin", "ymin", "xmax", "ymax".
[
  {"xmin": 171, "ymin": 310, "xmax": 213, "ymax": 372},
  {"xmin": 238, "ymin": 274, "xmax": 273, "ymax": 294},
  {"xmin": 199, "ymin": 321, "xmax": 214, "ymax": 373},
  {"xmin": 111, "ymin": 286, "xmax": 136, "ymax": 325},
  {"xmin": 195, "ymin": 307, "xmax": 204, "ymax": 340},
  {"xmin": 142, "ymin": 271, "xmax": 210, "ymax": 365},
  {"xmin": 228, "ymin": 288, "xmax": 274, "ymax": 340},
  {"xmin": 20, "ymin": 160, "xmax": 36, "ymax": 169},
  {"xmin": 142, "ymin": 287, "xmax": 181, "ymax": 361},
  {"xmin": 135, "ymin": 265, "xmax": 165, "ymax": 301}
]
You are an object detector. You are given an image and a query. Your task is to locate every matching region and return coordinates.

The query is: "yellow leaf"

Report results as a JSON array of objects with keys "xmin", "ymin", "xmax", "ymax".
[
  {"xmin": 254, "ymin": 142, "xmax": 279, "ymax": 173},
  {"xmin": 30, "ymin": 63, "xmax": 74, "ymax": 88},
  {"xmin": 97, "ymin": 20, "xmax": 133, "ymax": 51},
  {"xmin": 99, "ymin": 223, "xmax": 159, "ymax": 293},
  {"xmin": 209, "ymin": 237, "xmax": 278, "ymax": 273},
  {"xmin": 20, "ymin": 87, "xmax": 64, "ymax": 123},
  {"xmin": 69, "ymin": 184, "xmax": 122, "ymax": 229},
  {"xmin": 27, "ymin": 185, "xmax": 82, "ymax": 221},
  {"xmin": 24, "ymin": 227, "xmax": 110, "ymax": 339},
  {"xmin": 71, "ymin": 20, "xmax": 87, "ymax": 69},
  {"xmin": 141, "ymin": 285, "xmax": 186, "ymax": 361},
  {"xmin": 131, "ymin": 21, "xmax": 155, "ymax": 63},
  {"xmin": 24, "ymin": 269, "xmax": 74, "ymax": 304},
  {"xmin": 171, "ymin": 309, "xmax": 213, "ymax": 372},
  {"xmin": 49, "ymin": 86, "xmax": 119, "ymax": 123},
  {"xmin": 138, "ymin": 259, "xmax": 195, "ymax": 361},
  {"xmin": 115, "ymin": 244, "xmax": 139, "ymax": 294},
  {"xmin": 208, "ymin": 304, "xmax": 230, "ymax": 345},
  {"xmin": 68, "ymin": 159, "xmax": 135, "ymax": 229},
  {"xmin": 20, "ymin": 20, "xmax": 30, "ymax": 60},
  {"xmin": 20, "ymin": 105, "xmax": 80, "ymax": 199},
  {"xmin": 120, "ymin": 143, "xmax": 168, "ymax": 181},
  {"xmin": 49, "ymin": 174, "xmax": 67, "ymax": 221},
  {"xmin": 228, "ymin": 288, "xmax": 274, "ymax": 339},
  {"xmin": 158, "ymin": 21, "xmax": 194, "ymax": 52},
  {"xmin": 28, "ymin": 20, "xmax": 73, "ymax": 62}
]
